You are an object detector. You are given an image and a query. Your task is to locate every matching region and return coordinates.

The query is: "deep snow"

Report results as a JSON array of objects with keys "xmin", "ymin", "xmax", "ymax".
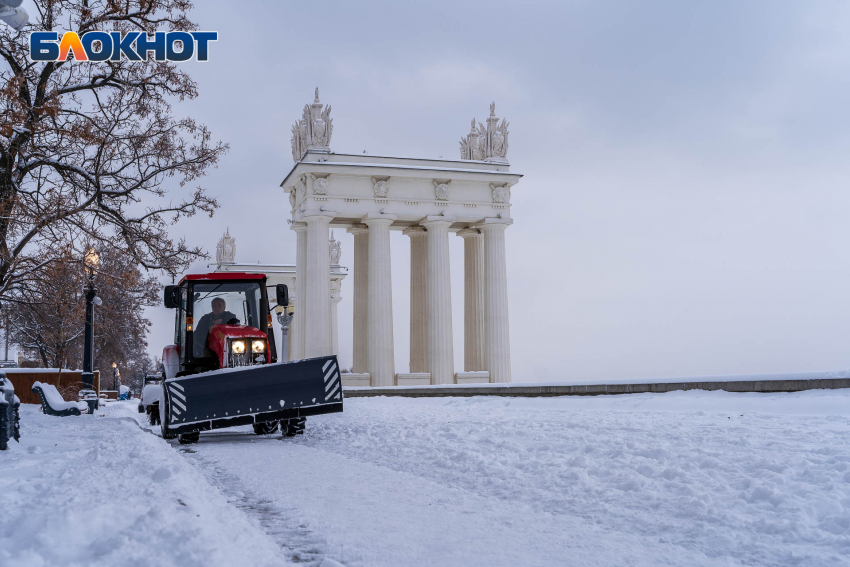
[{"xmin": 1, "ymin": 390, "xmax": 849, "ymax": 566}]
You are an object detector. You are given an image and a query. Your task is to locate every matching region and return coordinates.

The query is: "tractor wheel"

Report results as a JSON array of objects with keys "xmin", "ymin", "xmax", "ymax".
[
  {"xmin": 148, "ymin": 405, "xmax": 159, "ymax": 426},
  {"xmin": 178, "ymin": 432, "xmax": 200, "ymax": 445},
  {"xmin": 252, "ymin": 421, "xmax": 279, "ymax": 435},
  {"xmin": 282, "ymin": 417, "xmax": 306, "ymax": 437}
]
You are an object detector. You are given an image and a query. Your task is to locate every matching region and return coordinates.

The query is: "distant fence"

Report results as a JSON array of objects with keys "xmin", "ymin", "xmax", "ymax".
[
  {"xmin": 3, "ymin": 370, "xmax": 101, "ymax": 405},
  {"xmin": 343, "ymin": 378, "xmax": 850, "ymax": 398}
]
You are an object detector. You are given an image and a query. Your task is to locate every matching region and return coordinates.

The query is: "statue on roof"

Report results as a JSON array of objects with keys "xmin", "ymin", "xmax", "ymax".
[
  {"xmin": 216, "ymin": 228, "xmax": 236, "ymax": 264},
  {"xmin": 459, "ymin": 102, "xmax": 509, "ymax": 164},
  {"xmin": 290, "ymin": 87, "xmax": 333, "ymax": 162}
]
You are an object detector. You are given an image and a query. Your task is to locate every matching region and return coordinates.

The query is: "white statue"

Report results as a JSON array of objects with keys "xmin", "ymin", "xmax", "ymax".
[
  {"xmin": 216, "ymin": 228, "xmax": 236, "ymax": 264},
  {"xmin": 372, "ymin": 177, "xmax": 390, "ymax": 198},
  {"xmin": 290, "ymin": 87, "xmax": 334, "ymax": 162},
  {"xmin": 329, "ymin": 231, "xmax": 342, "ymax": 265},
  {"xmin": 459, "ymin": 102, "xmax": 509, "ymax": 163},
  {"xmin": 433, "ymin": 180, "xmax": 450, "ymax": 201}
]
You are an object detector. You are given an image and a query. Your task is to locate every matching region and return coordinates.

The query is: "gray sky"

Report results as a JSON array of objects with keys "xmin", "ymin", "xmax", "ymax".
[{"xmin": 141, "ymin": 0, "xmax": 850, "ymax": 381}]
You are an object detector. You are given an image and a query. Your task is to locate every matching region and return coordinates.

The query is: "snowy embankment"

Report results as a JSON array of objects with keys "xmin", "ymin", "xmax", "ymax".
[
  {"xmin": 2, "ymin": 390, "xmax": 849, "ymax": 566},
  {"xmin": 0, "ymin": 403, "xmax": 287, "ymax": 567},
  {"xmin": 180, "ymin": 390, "xmax": 850, "ymax": 567}
]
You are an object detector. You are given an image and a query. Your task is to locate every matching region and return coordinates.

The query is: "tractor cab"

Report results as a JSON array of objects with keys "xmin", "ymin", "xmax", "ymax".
[{"xmin": 163, "ymin": 273, "xmax": 288, "ymax": 377}]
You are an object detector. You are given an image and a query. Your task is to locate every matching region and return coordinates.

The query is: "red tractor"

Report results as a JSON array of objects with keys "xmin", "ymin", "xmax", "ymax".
[{"xmin": 156, "ymin": 272, "xmax": 343, "ymax": 444}]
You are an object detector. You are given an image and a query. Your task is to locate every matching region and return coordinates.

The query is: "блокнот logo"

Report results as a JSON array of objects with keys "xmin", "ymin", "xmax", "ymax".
[{"xmin": 30, "ymin": 31, "xmax": 217, "ymax": 62}]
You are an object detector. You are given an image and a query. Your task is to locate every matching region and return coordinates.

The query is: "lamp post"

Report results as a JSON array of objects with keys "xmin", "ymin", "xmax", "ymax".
[
  {"xmin": 112, "ymin": 362, "xmax": 117, "ymax": 390},
  {"xmin": 275, "ymin": 304, "xmax": 295, "ymax": 362},
  {"xmin": 81, "ymin": 249, "xmax": 100, "ymax": 406}
]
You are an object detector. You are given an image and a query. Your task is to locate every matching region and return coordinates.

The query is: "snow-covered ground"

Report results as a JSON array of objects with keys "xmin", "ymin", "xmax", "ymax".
[{"xmin": 2, "ymin": 390, "xmax": 849, "ymax": 566}]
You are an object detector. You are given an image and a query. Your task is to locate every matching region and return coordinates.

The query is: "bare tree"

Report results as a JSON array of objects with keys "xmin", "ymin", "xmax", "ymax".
[
  {"xmin": 0, "ymin": 1, "xmax": 226, "ymax": 303},
  {"xmin": 9, "ymin": 246, "xmax": 159, "ymax": 372}
]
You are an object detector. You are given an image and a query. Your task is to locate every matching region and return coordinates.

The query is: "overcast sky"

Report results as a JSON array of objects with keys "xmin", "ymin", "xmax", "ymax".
[{"xmin": 132, "ymin": 0, "xmax": 850, "ymax": 382}]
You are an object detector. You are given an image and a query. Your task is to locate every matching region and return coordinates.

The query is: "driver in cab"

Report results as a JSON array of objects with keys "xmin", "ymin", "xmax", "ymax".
[{"xmin": 194, "ymin": 297, "xmax": 238, "ymax": 355}]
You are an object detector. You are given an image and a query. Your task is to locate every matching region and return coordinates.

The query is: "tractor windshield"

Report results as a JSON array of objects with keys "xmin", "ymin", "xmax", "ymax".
[{"xmin": 192, "ymin": 282, "xmax": 263, "ymax": 358}]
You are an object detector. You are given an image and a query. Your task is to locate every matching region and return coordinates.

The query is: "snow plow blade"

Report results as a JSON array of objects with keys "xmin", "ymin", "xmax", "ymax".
[{"xmin": 162, "ymin": 356, "xmax": 343, "ymax": 436}]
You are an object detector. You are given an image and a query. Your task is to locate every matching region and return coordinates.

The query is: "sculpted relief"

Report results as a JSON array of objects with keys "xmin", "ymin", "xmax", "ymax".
[
  {"xmin": 372, "ymin": 177, "xmax": 390, "ymax": 198},
  {"xmin": 433, "ymin": 180, "xmax": 450, "ymax": 201},
  {"xmin": 491, "ymin": 182, "xmax": 510, "ymax": 204},
  {"xmin": 310, "ymin": 173, "xmax": 329, "ymax": 195}
]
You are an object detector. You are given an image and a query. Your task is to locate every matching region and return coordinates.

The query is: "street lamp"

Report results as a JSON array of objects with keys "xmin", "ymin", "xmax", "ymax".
[
  {"xmin": 81, "ymin": 248, "xmax": 100, "ymax": 410},
  {"xmin": 0, "ymin": 0, "xmax": 29, "ymax": 30},
  {"xmin": 275, "ymin": 304, "xmax": 295, "ymax": 362}
]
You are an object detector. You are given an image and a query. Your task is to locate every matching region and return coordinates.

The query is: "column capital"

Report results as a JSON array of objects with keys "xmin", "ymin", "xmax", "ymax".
[
  {"xmin": 347, "ymin": 223, "xmax": 369, "ymax": 234},
  {"xmin": 362, "ymin": 212, "xmax": 398, "ymax": 225},
  {"xmin": 302, "ymin": 211, "xmax": 337, "ymax": 223},
  {"xmin": 421, "ymin": 215, "xmax": 456, "ymax": 228},
  {"xmin": 457, "ymin": 228, "xmax": 482, "ymax": 238},
  {"xmin": 403, "ymin": 226, "xmax": 427, "ymax": 237},
  {"xmin": 475, "ymin": 217, "xmax": 513, "ymax": 230},
  {"xmin": 290, "ymin": 221, "xmax": 308, "ymax": 232}
]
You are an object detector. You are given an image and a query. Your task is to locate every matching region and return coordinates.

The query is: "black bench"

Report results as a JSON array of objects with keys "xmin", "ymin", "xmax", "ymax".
[
  {"xmin": 31, "ymin": 381, "xmax": 85, "ymax": 417},
  {"xmin": 0, "ymin": 373, "xmax": 21, "ymax": 450}
]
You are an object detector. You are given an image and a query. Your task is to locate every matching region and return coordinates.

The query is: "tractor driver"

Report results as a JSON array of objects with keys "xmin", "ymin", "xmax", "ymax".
[{"xmin": 193, "ymin": 297, "xmax": 238, "ymax": 356}]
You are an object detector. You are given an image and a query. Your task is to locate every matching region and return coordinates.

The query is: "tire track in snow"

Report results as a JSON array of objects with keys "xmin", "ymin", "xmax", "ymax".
[
  {"xmin": 176, "ymin": 434, "xmax": 340, "ymax": 567},
  {"xmin": 124, "ymin": 406, "xmax": 339, "ymax": 567}
]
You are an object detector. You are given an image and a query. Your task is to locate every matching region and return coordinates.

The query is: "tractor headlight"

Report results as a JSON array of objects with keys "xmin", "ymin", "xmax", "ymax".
[
  {"xmin": 251, "ymin": 340, "xmax": 265, "ymax": 353},
  {"xmin": 231, "ymin": 340, "xmax": 246, "ymax": 354}
]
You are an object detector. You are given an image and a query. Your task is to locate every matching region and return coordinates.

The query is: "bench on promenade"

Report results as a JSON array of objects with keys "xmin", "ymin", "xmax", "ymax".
[
  {"xmin": 31, "ymin": 381, "xmax": 87, "ymax": 417},
  {"xmin": 0, "ymin": 373, "xmax": 21, "ymax": 450}
]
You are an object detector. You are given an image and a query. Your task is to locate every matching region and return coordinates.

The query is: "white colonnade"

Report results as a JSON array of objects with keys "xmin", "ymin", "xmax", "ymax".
[{"xmin": 283, "ymin": 92, "xmax": 518, "ymax": 386}]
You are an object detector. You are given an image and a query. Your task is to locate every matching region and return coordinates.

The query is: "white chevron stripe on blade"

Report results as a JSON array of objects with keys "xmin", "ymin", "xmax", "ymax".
[
  {"xmin": 322, "ymin": 359, "xmax": 333, "ymax": 372},
  {"xmin": 334, "ymin": 392, "xmax": 341, "ymax": 400},
  {"xmin": 171, "ymin": 382, "xmax": 184, "ymax": 392},
  {"xmin": 172, "ymin": 398, "xmax": 186, "ymax": 412},
  {"xmin": 325, "ymin": 382, "xmax": 340, "ymax": 401},
  {"xmin": 323, "ymin": 364, "xmax": 337, "ymax": 382},
  {"xmin": 169, "ymin": 388, "xmax": 186, "ymax": 402},
  {"xmin": 325, "ymin": 373, "xmax": 339, "ymax": 391},
  {"xmin": 172, "ymin": 406, "xmax": 181, "ymax": 416}
]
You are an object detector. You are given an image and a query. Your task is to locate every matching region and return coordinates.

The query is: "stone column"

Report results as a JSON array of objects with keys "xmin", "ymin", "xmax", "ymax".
[
  {"xmin": 421, "ymin": 216, "xmax": 455, "ymax": 385},
  {"xmin": 481, "ymin": 218, "xmax": 513, "ymax": 383},
  {"xmin": 363, "ymin": 213, "xmax": 397, "ymax": 386},
  {"xmin": 347, "ymin": 224, "xmax": 369, "ymax": 373},
  {"xmin": 458, "ymin": 228, "xmax": 486, "ymax": 371},
  {"xmin": 330, "ymin": 279, "xmax": 342, "ymax": 355},
  {"xmin": 403, "ymin": 226, "xmax": 428, "ymax": 373},
  {"xmin": 292, "ymin": 223, "xmax": 307, "ymax": 360},
  {"xmin": 304, "ymin": 212, "xmax": 335, "ymax": 358}
]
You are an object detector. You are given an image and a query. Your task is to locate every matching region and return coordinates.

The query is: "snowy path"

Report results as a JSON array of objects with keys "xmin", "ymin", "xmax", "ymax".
[
  {"xmin": 0, "ymin": 404, "xmax": 288, "ymax": 567},
  {"xmin": 3, "ymin": 391, "xmax": 849, "ymax": 566},
  {"xmin": 170, "ymin": 391, "xmax": 850, "ymax": 567}
]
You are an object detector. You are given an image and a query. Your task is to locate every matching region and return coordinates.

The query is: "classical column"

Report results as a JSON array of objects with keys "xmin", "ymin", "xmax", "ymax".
[
  {"xmin": 304, "ymin": 212, "xmax": 335, "ymax": 358},
  {"xmin": 403, "ymin": 226, "xmax": 428, "ymax": 373},
  {"xmin": 481, "ymin": 218, "xmax": 513, "ymax": 383},
  {"xmin": 458, "ymin": 228, "xmax": 486, "ymax": 371},
  {"xmin": 347, "ymin": 224, "xmax": 369, "ymax": 373},
  {"xmin": 292, "ymin": 223, "xmax": 307, "ymax": 360},
  {"xmin": 421, "ymin": 216, "xmax": 455, "ymax": 385},
  {"xmin": 330, "ymin": 279, "xmax": 342, "ymax": 355},
  {"xmin": 363, "ymin": 213, "xmax": 397, "ymax": 386}
]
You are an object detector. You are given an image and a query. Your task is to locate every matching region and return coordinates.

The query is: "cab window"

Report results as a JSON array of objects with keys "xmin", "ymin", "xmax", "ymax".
[{"xmin": 191, "ymin": 282, "xmax": 261, "ymax": 358}]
